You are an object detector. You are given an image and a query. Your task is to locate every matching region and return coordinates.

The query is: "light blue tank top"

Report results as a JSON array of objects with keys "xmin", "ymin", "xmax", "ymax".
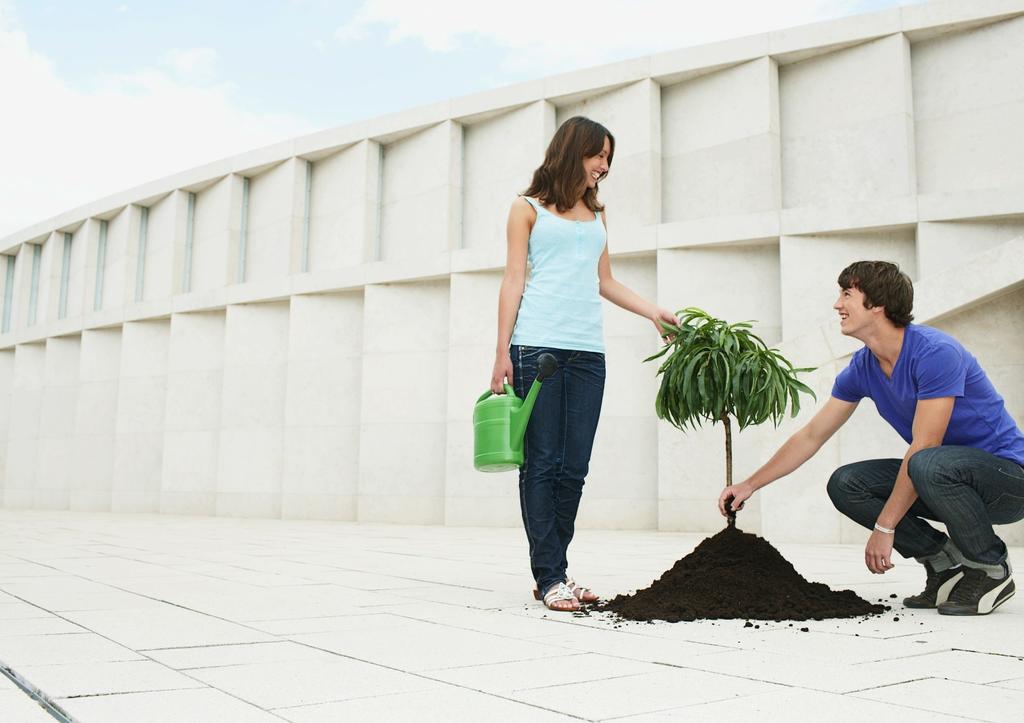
[{"xmin": 510, "ymin": 196, "xmax": 606, "ymax": 353}]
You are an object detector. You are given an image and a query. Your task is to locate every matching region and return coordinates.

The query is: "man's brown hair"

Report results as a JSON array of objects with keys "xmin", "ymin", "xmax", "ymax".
[{"xmin": 838, "ymin": 261, "xmax": 914, "ymax": 327}]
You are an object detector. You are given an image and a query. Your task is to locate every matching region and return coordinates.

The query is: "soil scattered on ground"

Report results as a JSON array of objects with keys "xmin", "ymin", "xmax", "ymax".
[{"xmin": 599, "ymin": 525, "xmax": 887, "ymax": 622}]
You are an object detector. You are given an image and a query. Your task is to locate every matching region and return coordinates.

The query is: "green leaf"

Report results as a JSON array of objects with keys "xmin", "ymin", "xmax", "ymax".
[{"xmin": 643, "ymin": 306, "xmax": 816, "ymax": 444}]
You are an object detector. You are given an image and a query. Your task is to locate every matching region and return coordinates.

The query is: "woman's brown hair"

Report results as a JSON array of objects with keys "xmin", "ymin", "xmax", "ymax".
[{"xmin": 523, "ymin": 116, "xmax": 614, "ymax": 213}]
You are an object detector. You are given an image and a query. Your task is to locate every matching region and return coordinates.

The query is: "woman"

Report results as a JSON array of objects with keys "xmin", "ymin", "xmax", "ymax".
[{"xmin": 491, "ymin": 116, "xmax": 677, "ymax": 612}]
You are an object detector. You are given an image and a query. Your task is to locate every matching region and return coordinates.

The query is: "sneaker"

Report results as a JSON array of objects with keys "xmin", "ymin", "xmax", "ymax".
[
  {"xmin": 937, "ymin": 566, "xmax": 1015, "ymax": 616},
  {"xmin": 903, "ymin": 562, "xmax": 965, "ymax": 608}
]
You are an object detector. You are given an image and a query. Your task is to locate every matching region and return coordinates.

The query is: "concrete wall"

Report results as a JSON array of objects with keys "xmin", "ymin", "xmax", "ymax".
[
  {"xmin": 2, "ymin": 0, "xmax": 1024, "ymax": 545},
  {"xmin": 283, "ymin": 292, "xmax": 363, "ymax": 519},
  {"xmin": 73, "ymin": 327, "xmax": 121, "ymax": 510},
  {"xmin": 358, "ymin": 281, "xmax": 449, "ymax": 523},
  {"xmin": 190, "ymin": 177, "xmax": 234, "ymax": 294},
  {"xmin": 0, "ymin": 350, "xmax": 13, "ymax": 493},
  {"xmin": 307, "ymin": 143, "xmax": 374, "ymax": 270},
  {"xmin": 100, "ymin": 207, "xmax": 133, "ymax": 310},
  {"xmin": 4, "ymin": 343, "xmax": 45, "ymax": 507},
  {"xmin": 217, "ymin": 302, "xmax": 290, "ymax": 517},
  {"xmin": 35, "ymin": 335, "xmax": 80, "ymax": 509},
  {"xmin": 160, "ymin": 310, "xmax": 224, "ymax": 515},
  {"xmin": 111, "ymin": 319, "xmax": 170, "ymax": 511}
]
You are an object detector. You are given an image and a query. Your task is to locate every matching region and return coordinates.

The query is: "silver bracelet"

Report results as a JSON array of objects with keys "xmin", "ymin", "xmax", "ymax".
[{"xmin": 874, "ymin": 522, "xmax": 895, "ymax": 535}]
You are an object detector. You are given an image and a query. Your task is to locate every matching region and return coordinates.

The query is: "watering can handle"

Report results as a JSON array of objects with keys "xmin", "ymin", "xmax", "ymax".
[{"xmin": 477, "ymin": 383, "xmax": 516, "ymax": 403}]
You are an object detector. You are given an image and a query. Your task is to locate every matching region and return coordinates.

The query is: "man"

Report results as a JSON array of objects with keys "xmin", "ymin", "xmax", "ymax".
[{"xmin": 719, "ymin": 261, "xmax": 1024, "ymax": 615}]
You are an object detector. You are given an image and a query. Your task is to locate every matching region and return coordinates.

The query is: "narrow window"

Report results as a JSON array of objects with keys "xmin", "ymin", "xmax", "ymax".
[
  {"xmin": 28, "ymin": 244, "xmax": 41, "ymax": 326},
  {"xmin": 183, "ymin": 191, "xmax": 196, "ymax": 293},
  {"xmin": 58, "ymin": 232, "xmax": 72, "ymax": 320},
  {"xmin": 2, "ymin": 255, "xmax": 14, "ymax": 333},
  {"xmin": 301, "ymin": 160, "xmax": 312, "ymax": 273},
  {"xmin": 135, "ymin": 206, "xmax": 148, "ymax": 302},
  {"xmin": 94, "ymin": 220, "xmax": 108, "ymax": 311},
  {"xmin": 374, "ymin": 145, "xmax": 384, "ymax": 262},
  {"xmin": 238, "ymin": 176, "xmax": 250, "ymax": 283}
]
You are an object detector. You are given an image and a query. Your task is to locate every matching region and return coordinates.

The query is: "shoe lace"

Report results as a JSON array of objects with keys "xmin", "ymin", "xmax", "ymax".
[
  {"xmin": 913, "ymin": 564, "xmax": 946, "ymax": 598},
  {"xmin": 922, "ymin": 571, "xmax": 942, "ymax": 596},
  {"xmin": 947, "ymin": 569, "xmax": 987, "ymax": 603},
  {"xmin": 922, "ymin": 564, "xmax": 953, "ymax": 594}
]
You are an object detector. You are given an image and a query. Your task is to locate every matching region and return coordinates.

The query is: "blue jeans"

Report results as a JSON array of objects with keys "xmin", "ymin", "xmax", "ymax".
[
  {"xmin": 827, "ymin": 446, "xmax": 1024, "ymax": 566},
  {"xmin": 512, "ymin": 345, "xmax": 605, "ymax": 596}
]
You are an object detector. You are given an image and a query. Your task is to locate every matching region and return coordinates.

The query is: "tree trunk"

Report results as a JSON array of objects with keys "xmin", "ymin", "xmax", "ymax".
[
  {"xmin": 723, "ymin": 413, "xmax": 733, "ymax": 486},
  {"xmin": 723, "ymin": 413, "xmax": 735, "ymax": 528}
]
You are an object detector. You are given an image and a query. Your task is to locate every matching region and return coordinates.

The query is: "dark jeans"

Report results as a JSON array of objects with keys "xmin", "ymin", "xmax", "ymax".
[
  {"xmin": 827, "ymin": 446, "xmax": 1024, "ymax": 566},
  {"xmin": 512, "ymin": 345, "xmax": 605, "ymax": 596}
]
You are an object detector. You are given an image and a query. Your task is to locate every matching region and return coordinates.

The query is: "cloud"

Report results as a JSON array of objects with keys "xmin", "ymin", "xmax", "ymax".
[
  {"xmin": 161, "ymin": 47, "xmax": 218, "ymax": 83},
  {"xmin": 0, "ymin": 10, "xmax": 315, "ymax": 240},
  {"xmin": 336, "ymin": 0, "xmax": 925, "ymax": 75}
]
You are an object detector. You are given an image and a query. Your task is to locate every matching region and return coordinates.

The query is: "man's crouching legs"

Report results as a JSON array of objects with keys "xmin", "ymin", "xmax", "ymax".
[{"xmin": 908, "ymin": 446, "xmax": 1024, "ymax": 615}]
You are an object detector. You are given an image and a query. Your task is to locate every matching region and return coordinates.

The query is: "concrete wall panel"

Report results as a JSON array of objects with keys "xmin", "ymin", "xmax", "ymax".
[
  {"xmin": 4, "ymin": 344, "xmax": 46, "ymax": 507},
  {"xmin": 190, "ymin": 176, "xmax": 234, "ymax": 293},
  {"xmin": 359, "ymin": 281, "xmax": 448, "ymax": 523},
  {"xmin": 246, "ymin": 161, "xmax": 301, "ymax": 283},
  {"xmin": 111, "ymin": 319, "xmax": 170, "ymax": 511},
  {"xmin": 161, "ymin": 311, "xmax": 226, "ymax": 515},
  {"xmin": 658, "ymin": 244, "xmax": 781, "ymax": 344},
  {"xmin": 11, "ymin": 244, "xmax": 35, "ymax": 330},
  {"xmin": 308, "ymin": 143, "xmax": 373, "ymax": 270},
  {"xmin": 35, "ymin": 335, "xmax": 81, "ymax": 509},
  {"xmin": 662, "ymin": 58, "xmax": 780, "ymax": 222},
  {"xmin": 913, "ymin": 16, "xmax": 1024, "ymax": 194},
  {"xmin": 101, "ymin": 207, "xmax": 132, "ymax": 310},
  {"xmin": 283, "ymin": 292, "xmax": 363, "ymax": 520},
  {"xmin": 142, "ymin": 193, "xmax": 180, "ymax": 302},
  {"xmin": 462, "ymin": 102, "xmax": 553, "ymax": 251},
  {"xmin": 380, "ymin": 123, "xmax": 461, "ymax": 261},
  {"xmin": 781, "ymin": 34, "xmax": 915, "ymax": 209},
  {"xmin": 38, "ymin": 233, "xmax": 62, "ymax": 325},
  {"xmin": 60, "ymin": 223, "xmax": 89, "ymax": 320},
  {"xmin": 216, "ymin": 302, "xmax": 289, "ymax": 517},
  {"xmin": 72, "ymin": 327, "xmax": 122, "ymax": 511},
  {"xmin": 918, "ymin": 217, "xmax": 1024, "ymax": 280},
  {"xmin": 0, "ymin": 350, "xmax": 15, "ymax": 493}
]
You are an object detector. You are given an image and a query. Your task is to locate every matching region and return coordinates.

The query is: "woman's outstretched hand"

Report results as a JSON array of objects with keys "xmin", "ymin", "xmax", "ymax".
[
  {"xmin": 491, "ymin": 352, "xmax": 514, "ymax": 394},
  {"xmin": 652, "ymin": 307, "xmax": 680, "ymax": 343}
]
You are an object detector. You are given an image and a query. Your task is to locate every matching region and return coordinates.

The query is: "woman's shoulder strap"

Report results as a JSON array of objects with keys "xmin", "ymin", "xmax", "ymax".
[{"xmin": 520, "ymin": 196, "xmax": 544, "ymax": 213}]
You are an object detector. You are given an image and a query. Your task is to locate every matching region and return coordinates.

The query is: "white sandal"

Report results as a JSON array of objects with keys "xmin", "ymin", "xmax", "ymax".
[
  {"xmin": 566, "ymin": 577, "xmax": 599, "ymax": 603},
  {"xmin": 542, "ymin": 582, "xmax": 580, "ymax": 612}
]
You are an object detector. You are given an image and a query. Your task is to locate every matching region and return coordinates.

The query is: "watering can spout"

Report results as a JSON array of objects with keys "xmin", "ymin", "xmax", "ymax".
[{"xmin": 509, "ymin": 353, "xmax": 558, "ymax": 446}]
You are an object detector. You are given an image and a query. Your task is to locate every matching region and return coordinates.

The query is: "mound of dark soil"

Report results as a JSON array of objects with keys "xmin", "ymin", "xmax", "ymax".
[{"xmin": 600, "ymin": 525, "xmax": 886, "ymax": 622}]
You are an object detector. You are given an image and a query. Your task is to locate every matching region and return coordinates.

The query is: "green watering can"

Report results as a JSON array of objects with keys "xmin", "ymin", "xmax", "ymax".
[{"xmin": 473, "ymin": 353, "xmax": 558, "ymax": 472}]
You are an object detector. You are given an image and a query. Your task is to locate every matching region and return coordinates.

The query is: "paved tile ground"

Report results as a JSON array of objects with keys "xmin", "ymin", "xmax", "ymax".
[{"xmin": 0, "ymin": 511, "xmax": 1022, "ymax": 722}]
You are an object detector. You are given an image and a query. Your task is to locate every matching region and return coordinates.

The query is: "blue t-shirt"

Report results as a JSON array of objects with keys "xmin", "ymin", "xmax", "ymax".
[{"xmin": 831, "ymin": 324, "xmax": 1024, "ymax": 465}]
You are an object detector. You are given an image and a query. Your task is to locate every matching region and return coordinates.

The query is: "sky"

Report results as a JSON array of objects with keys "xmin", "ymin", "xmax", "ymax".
[{"xmin": 0, "ymin": 0, "xmax": 928, "ymax": 240}]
